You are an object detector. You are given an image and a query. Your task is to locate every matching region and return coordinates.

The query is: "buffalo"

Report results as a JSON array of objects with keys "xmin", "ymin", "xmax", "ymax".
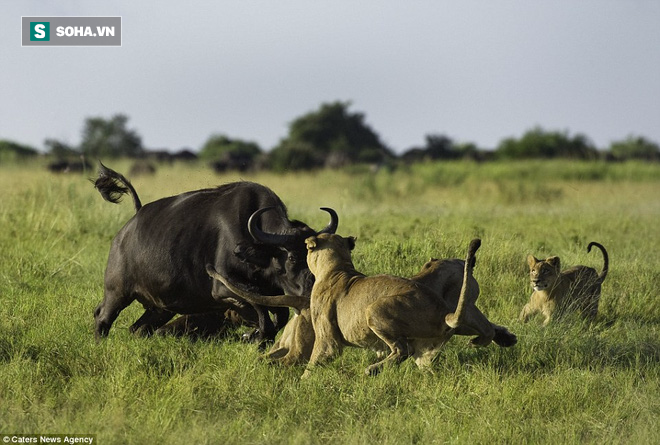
[{"xmin": 93, "ymin": 163, "xmax": 337, "ymax": 342}]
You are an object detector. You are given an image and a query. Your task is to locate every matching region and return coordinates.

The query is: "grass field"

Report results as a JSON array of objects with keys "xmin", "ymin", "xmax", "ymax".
[{"xmin": 1, "ymin": 159, "xmax": 659, "ymax": 444}]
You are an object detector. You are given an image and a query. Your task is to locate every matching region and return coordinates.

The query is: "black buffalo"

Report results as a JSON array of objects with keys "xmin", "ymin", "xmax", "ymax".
[{"xmin": 93, "ymin": 163, "xmax": 337, "ymax": 341}]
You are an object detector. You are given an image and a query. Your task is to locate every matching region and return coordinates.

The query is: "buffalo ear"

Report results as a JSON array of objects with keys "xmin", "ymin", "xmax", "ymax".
[
  {"xmin": 346, "ymin": 236, "xmax": 356, "ymax": 251},
  {"xmin": 234, "ymin": 243, "xmax": 272, "ymax": 268},
  {"xmin": 305, "ymin": 236, "xmax": 318, "ymax": 251}
]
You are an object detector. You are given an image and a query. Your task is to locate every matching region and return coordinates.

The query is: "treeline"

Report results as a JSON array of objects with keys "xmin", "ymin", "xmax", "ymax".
[{"xmin": 1, "ymin": 101, "xmax": 659, "ymax": 171}]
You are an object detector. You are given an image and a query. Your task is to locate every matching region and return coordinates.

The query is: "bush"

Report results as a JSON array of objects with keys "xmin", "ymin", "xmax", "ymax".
[
  {"xmin": 496, "ymin": 127, "xmax": 599, "ymax": 160},
  {"xmin": 80, "ymin": 114, "xmax": 143, "ymax": 158},
  {"xmin": 200, "ymin": 134, "xmax": 262, "ymax": 172},
  {"xmin": 273, "ymin": 101, "xmax": 393, "ymax": 169},
  {"xmin": 608, "ymin": 135, "xmax": 660, "ymax": 161},
  {"xmin": 0, "ymin": 140, "xmax": 39, "ymax": 163},
  {"xmin": 268, "ymin": 141, "xmax": 324, "ymax": 172},
  {"xmin": 199, "ymin": 134, "xmax": 261, "ymax": 161}
]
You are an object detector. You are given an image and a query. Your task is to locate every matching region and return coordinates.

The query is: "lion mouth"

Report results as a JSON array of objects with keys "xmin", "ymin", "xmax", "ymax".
[{"xmin": 533, "ymin": 283, "xmax": 547, "ymax": 291}]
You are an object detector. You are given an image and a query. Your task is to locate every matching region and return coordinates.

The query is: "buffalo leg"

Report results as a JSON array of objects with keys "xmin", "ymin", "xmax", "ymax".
[
  {"xmin": 243, "ymin": 304, "xmax": 277, "ymax": 344},
  {"xmin": 156, "ymin": 311, "xmax": 229, "ymax": 339},
  {"xmin": 129, "ymin": 308, "xmax": 176, "ymax": 337},
  {"xmin": 94, "ymin": 290, "xmax": 133, "ymax": 339}
]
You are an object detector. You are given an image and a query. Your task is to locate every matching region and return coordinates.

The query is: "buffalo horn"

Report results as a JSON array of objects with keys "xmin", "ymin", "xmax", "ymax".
[
  {"xmin": 248, "ymin": 207, "xmax": 297, "ymax": 245},
  {"xmin": 317, "ymin": 207, "xmax": 339, "ymax": 234},
  {"xmin": 248, "ymin": 207, "xmax": 339, "ymax": 245}
]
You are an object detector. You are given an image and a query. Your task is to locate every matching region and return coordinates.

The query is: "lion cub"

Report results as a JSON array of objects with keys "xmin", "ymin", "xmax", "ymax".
[
  {"xmin": 303, "ymin": 233, "xmax": 481, "ymax": 377},
  {"xmin": 520, "ymin": 242, "xmax": 608, "ymax": 325}
]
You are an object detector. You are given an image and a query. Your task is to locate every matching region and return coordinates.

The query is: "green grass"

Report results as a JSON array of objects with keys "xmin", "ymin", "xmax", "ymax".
[{"xmin": 1, "ymin": 160, "xmax": 659, "ymax": 444}]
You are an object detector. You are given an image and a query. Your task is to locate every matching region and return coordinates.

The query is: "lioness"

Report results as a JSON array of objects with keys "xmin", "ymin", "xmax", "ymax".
[
  {"xmin": 520, "ymin": 242, "xmax": 608, "ymax": 325},
  {"xmin": 265, "ymin": 309, "xmax": 314, "ymax": 366},
  {"xmin": 303, "ymin": 234, "xmax": 481, "ymax": 376},
  {"xmin": 207, "ymin": 244, "xmax": 516, "ymax": 366},
  {"xmin": 412, "ymin": 258, "xmax": 517, "ymax": 347}
]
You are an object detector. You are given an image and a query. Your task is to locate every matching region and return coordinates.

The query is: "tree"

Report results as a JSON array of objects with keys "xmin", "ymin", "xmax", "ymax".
[
  {"xmin": 199, "ymin": 134, "xmax": 261, "ymax": 161},
  {"xmin": 268, "ymin": 141, "xmax": 325, "ymax": 172},
  {"xmin": 496, "ymin": 127, "xmax": 598, "ymax": 160},
  {"xmin": 400, "ymin": 134, "xmax": 483, "ymax": 163},
  {"xmin": 270, "ymin": 101, "xmax": 393, "ymax": 170},
  {"xmin": 44, "ymin": 138, "xmax": 79, "ymax": 160},
  {"xmin": 608, "ymin": 135, "xmax": 659, "ymax": 161},
  {"xmin": 200, "ymin": 134, "xmax": 263, "ymax": 172},
  {"xmin": 80, "ymin": 114, "xmax": 143, "ymax": 158},
  {"xmin": 0, "ymin": 140, "xmax": 38, "ymax": 163}
]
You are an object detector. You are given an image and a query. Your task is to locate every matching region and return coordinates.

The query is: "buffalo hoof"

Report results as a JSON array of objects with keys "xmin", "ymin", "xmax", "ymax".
[
  {"xmin": 242, "ymin": 329, "xmax": 275, "ymax": 350},
  {"xmin": 130, "ymin": 325, "xmax": 155, "ymax": 337}
]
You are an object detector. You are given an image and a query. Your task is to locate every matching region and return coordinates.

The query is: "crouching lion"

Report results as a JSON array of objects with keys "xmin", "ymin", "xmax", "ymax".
[
  {"xmin": 207, "ymin": 240, "xmax": 516, "ymax": 368},
  {"xmin": 520, "ymin": 241, "xmax": 608, "ymax": 325},
  {"xmin": 301, "ymin": 234, "xmax": 483, "ymax": 376},
  {"xmin": 412, "ymin": 258, "xmax": 517, "ymax": 348}
]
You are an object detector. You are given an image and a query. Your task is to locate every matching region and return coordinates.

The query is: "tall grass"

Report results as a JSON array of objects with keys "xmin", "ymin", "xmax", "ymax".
[{"xmin": 1, "ymin": 160, "xmax": 659, "ymax": 444}]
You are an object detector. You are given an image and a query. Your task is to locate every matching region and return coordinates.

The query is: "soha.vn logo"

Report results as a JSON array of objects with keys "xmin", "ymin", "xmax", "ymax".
[
  {"xmin": 30, "ymin": 22, "xmax": 50, "ymax": 41},
  {"xmin": 29, "ymin": 21, "xmax": 116, "ymax": 40},
  {"xmin": 55, "ymin": 25, "xmax": 116, "ymax": 37}
]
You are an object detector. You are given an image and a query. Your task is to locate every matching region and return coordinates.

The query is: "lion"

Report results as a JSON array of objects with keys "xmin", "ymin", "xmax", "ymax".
[
  {"xmin": 265, "ymin": 309, "xmax": 314, "ymax": 366},
  {"xmin": 519, "ymin": 241, "xmax": 608, "ymax": 325},
  {"xmin": 301, "ymin": 234, "xmax": 486, "ymax": 376},
  {"xmin": 412, "ymin": 258, "xmax": 517, "ymax": 347},
  {"xmin": 206, "ymin": 242, "xmax": 516, "ymax": 367}
]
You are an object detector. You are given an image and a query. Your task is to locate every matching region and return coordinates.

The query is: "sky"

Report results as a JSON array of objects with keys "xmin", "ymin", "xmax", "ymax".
[{"xmin": 2, "ymin": 1, "xmax": 659, "ymax": 154}]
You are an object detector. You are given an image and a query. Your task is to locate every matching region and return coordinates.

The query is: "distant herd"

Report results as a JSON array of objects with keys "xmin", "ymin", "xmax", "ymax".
[{"xmin": 92, "ymin": 164, "xmax": 608, "ymax": 376}]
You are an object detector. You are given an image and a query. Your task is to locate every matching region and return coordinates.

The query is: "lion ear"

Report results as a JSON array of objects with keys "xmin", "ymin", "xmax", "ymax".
[
  {"xmin": 527, "ymin": 255, "xmax": 540, "ymax": 268},
  {"xmin": 546, "ymin": 256, "xmax": 561, "ymax": 270},
  {"xmin": 305, "ymin": 236, "xmax": 318, "ymax": 250},
  {"xmin": 346, "ymin": 236, "xmax": 356, "ymax": 251}
]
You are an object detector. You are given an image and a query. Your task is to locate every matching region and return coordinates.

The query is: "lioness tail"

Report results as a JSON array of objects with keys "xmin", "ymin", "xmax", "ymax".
[
  {"xmin": 93, "ymin": 162, "xmax": 142, "ymax": 213},
  {"xmin": 445, "ymin": 238, "xmax": 481, "ymax": 329},
  {"xmin": 587, "ymin": 241, "xmax": 608, "ymax": 283}
]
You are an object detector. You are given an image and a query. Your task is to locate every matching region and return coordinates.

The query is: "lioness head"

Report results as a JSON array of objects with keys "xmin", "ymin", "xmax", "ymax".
[
  {"xmin": 527, "ymin": 255, "xmax": 561, "ymax": 291},
  {"xmin": 305, "ymin": 233, "xmax": 356, "ymax": 276}
]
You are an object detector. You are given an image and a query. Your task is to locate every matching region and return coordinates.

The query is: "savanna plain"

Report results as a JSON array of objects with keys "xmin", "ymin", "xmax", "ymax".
[{"xmin": 1, "ymin": 160, "xmax": 659, "ymax": 444}]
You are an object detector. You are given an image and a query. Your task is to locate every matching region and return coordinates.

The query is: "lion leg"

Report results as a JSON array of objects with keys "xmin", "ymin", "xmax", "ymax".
[
  {"xmin": 454, "ymin": 307, "xmax": 495, "ymax": 347},
  {"xmin": 270, "ymin": 312, "xmax": 314, "ymax": 367},
  {"xmin": 583, "ymin": 289, "xmax": 600, "ymax": 321},
  {"xmin": 364, "ymin": 341, "xmax": 411, "ymax": 376},
  {"xmin": 301, "ymin": 339, "xmax": 341, "ymax": 379},
  {"xmin": 267, "ymin": 313, "xmax": 299, "ymax": 362},
  {"xmin": 519, "ymin": 302, "xmax": 535, "ymax": 323},
  {"xmin": 412, "ymin": 338, "xmax": 449, "ymax": 370},
  {"xmin": 541, "ymin": 300, "xmax": 556, "ymax": 326},
  {"xmin": 364, "ymin": 302, "xmax": 414, "ymax": 376},
  {"xmin": 301, "ymin": 315, "xmax": 343, "ymax": 379}
]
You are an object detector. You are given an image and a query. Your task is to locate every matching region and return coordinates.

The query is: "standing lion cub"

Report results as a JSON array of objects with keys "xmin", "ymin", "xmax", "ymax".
[{"xmin": 520, "ymin": 242, "xmax": 608, "ymax": 325}]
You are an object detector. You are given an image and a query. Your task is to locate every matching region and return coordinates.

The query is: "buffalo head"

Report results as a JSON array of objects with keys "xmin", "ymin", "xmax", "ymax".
[{"xmin": 233, "ymin": 207, "xmax": 338, "ymax": 298}]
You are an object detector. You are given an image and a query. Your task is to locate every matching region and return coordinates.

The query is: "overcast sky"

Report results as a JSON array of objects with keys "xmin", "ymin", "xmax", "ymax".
[{"xmin": 2, "ymin": 1, "xmax": 659, "ymax": 154}]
